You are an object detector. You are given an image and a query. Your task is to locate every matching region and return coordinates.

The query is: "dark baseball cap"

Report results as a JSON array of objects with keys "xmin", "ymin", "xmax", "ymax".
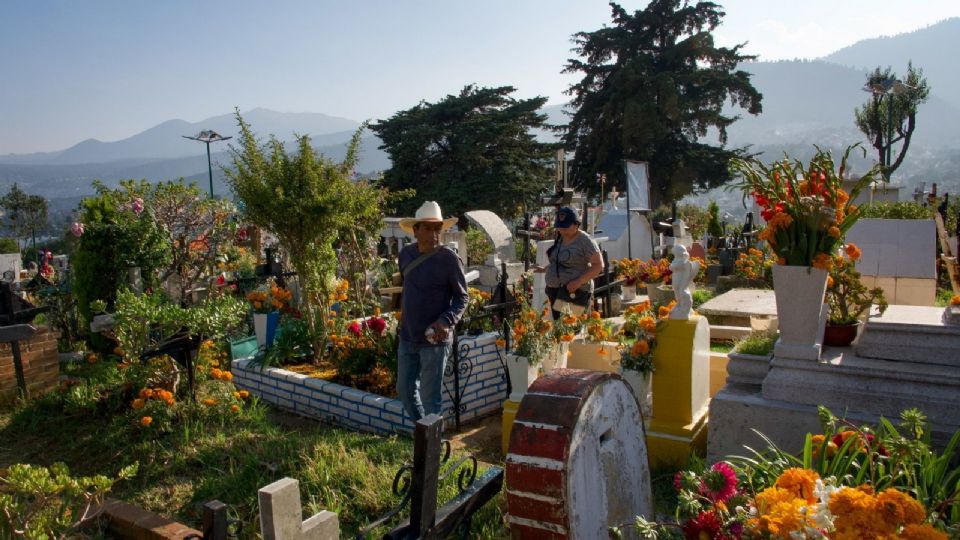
[{"xmin": 554, "ymin": 206, "xmax": 581, "ymax": 228}]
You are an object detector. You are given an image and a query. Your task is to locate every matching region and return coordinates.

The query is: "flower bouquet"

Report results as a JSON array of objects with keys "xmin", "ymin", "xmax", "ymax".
[
  {"xmin": 246, "ymin": 279, "xmax": 293, "ymax": 314},
  {"xmin": 731, "ymin": 145, "xmax": 879, "ymax": 268},
  {"xmin": 618, "ymin": 301, "xmax": 657, "ymax": 417},
  {"xmin": 505, "ymin": 298, "xmax": 553, "ymax": 401}
]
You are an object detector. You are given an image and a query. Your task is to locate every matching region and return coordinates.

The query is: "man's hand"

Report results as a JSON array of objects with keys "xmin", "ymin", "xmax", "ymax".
[
  {"xmin": 430, "ymin": 320, "xmax": 451, "ymax": 342},
  {"xmin": 565, "ymin": 280, "xmax": 580, "ymax": 294},
  {"xmin": 531, "ymin": 265, "xmax": 546, "ymax": 273}
]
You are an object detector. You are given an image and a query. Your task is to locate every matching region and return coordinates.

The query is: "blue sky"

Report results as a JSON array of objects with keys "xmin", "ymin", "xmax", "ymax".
[{"xmin": 2, "ymin": 0, "xmax": 958, "ymax": 154}]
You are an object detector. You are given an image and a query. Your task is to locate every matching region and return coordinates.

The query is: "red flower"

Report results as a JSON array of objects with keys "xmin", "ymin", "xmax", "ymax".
[
  {"xmin": 699, "ymin": 461, "xmax": 738, "ymax": 503},
  {"xmin": 365, "ymin": 316, "xmax": 387, "ymax": 335},
  {"xmin": 216, "ymin": 274, "xmax": 226, "ymax": 286},
  {"xmin": 347, "ymin": 321, "xmax": 362, "ymax": 336},
  {"xmin": 753, "ymin": 193, "xmax": 769, "ymax": 208},
  {"xmin": 682, "ymin": 511, "xmax": 724, "ymax": 540}
]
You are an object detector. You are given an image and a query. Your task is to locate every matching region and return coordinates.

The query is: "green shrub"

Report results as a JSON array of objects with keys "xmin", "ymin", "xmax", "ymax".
[
  {"xmin": 465, "ymin": 227, "xmax": 493, "ymax": 266},
  {"xmin": 0, "ymin": 236, "xmax": 18, "ymax": 254},
  {"xmin": 733, "ymin": 330, "xmax": 776, "ymax": 356},
  {"xmin": 692, "ymin": 289, "xmax": 715, "ymax": 308},
  {"xmin": 0, "ymin": 462, "xmax": 137, "ymax": 539}
]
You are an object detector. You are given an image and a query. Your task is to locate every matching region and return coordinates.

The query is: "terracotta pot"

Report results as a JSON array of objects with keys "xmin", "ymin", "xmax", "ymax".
[{"xmin": 823, "ymin": 321, "xmax": 861, "ymax": 347}]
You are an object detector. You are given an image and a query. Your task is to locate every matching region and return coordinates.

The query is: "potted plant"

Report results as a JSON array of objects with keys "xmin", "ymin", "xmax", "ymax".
[
  {"xmin": 637, "ymin": 258, "xmax": 673, "ymax": 306},
  {"xmin": 824, "ymin": 244, "xmax": 888, "ymax": 346},
  {"xmin": 614, "ymin": 258, "xmax": 641, "ymax": 302},
  {"xmin": 726, "ymin": 330, "xmax": 777, "ymax": 388},
  {"xmin": 246, "ymin": 279, "xmax": 293, "ymax": 349},
  {"xmin": 505, "ymin": 301, "xmax": 552, "ymax": 402},
  {"xmin": 618, "ymin": 300, "xmax": 658, "ymax": 418},
  {"xmin": 546, "ymin": 306, "xmax": 582, "ymax": 374},
  {"xmin": 731, "ymin": 144, "xmax": 880, "ymax": 361}
]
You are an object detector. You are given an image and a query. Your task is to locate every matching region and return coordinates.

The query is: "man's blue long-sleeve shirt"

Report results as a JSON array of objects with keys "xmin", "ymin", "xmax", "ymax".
[{"xmin": 398, "ymin": 244, "xmax": 469, "ymax": 346}]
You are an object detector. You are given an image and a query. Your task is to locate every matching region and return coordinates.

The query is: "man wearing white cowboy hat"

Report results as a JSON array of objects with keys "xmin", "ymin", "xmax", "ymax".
[{"xmin": 396, "ymin": 201, "xmax": 468, "ymax": 421}]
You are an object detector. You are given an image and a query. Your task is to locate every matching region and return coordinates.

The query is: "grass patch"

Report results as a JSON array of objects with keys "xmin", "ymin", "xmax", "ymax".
[
  {"xmin": 709, "ymin": 342, "xmax": 734, "ymax": 354},
  {"xmin": 733, "ymin": 330, "xmax": 777, "ymax": 356},
  {"xmin": 0, "ymin": 389, "xmax": 507, "ymax": 538}
]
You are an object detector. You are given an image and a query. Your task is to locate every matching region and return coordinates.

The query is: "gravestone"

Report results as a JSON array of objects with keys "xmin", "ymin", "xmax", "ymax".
[
  {"xmin": 845, "ymin": 219, "xmax": 937, "ymax": 305},
  {"xmin": 506, "ymin": 369, "xmax": 652, "ymax": 538},
  {"xmin": 465, "ymin": 210, "xmax": 514, "ymax": 262},
  {"xmin": 595, "ymin": 209, "xmax": 654, "ymax": 262},
  {"xmin": 259, "ymin": 478, "xmax": 339, "ymax": 540}
]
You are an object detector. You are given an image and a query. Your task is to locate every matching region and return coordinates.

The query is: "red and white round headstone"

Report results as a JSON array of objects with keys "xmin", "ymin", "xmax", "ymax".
[{"xmin": 505, "ymin": 369, "xmax": 653, "ymax": 539}]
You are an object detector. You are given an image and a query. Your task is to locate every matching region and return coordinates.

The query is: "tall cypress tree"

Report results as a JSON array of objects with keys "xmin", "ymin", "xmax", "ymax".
[
  {"xmin": 563, "ymin": 1, "xmax": 762, "ymax": 207},
  {"xmin": 371, "ymin": 85, "xmax": 557, "ymax": 221}
]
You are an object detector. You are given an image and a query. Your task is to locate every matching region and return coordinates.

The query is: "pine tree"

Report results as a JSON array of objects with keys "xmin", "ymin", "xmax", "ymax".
[
  {"xmin": 563, "ymin": 1, "xmax": 762, "ymax": 207},
  {"xmin": 371, "ymin": 85, "xmax": 557, "ymax": 221}
]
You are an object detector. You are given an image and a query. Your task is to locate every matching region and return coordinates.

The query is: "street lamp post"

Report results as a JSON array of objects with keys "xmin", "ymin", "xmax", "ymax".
[{"xmin": 183, "ymin": 130, "xmax": 232, "ymax": 197}]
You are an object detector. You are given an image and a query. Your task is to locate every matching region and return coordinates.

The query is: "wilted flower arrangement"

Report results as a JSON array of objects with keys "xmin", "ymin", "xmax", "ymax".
[{"xmin": 731, "ymin": 145, "xmax": 880, "ymax": 268}]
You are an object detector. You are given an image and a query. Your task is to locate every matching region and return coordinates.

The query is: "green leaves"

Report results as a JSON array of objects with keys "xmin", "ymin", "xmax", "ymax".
[{"xmin": 370, "ymin": 85, "xmax": 556, "ymax": 221}]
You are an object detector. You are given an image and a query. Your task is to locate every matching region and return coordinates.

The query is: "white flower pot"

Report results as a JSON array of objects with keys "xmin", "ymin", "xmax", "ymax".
[
  {"xmin": 620, "ymin": 368, "xmax": 653, "ymax": 419},
  {"xmin": 772, "ymin": 265, "xmax": 828, "ymax": 361},
  {"xmin": 542, "ymin": 341, "xmax": 570, "ymax": 374},
  {"xmin": 621, "ymin": 284, "xmax": 637, "ymax": 302},
  {"xmin": 506, "ymin": 353, "xmax": 540, "ymax": 402},
  {"xmin": 253, "ymin": 311, "xmax": 280, "ymax": 349}
]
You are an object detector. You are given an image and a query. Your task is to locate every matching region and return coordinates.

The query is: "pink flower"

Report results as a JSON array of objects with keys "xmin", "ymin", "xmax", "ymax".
[
  {"xmin": 699, "ymin": 462, "xmax": 738, "ymax": 503},
  {"xmin": 71, "ymin": 222, "xmax": 84, "ymax": 237},
  {"xmin": 216, "ymin": 274, "xmax": 226, "ymax": 286},
  {"xmin": 131, "ymin": 197, "xmax": 144, "ymax": 214},
  {"xmin": 347, "ymin": 321, "xmax": 362, "ymax": 336}
]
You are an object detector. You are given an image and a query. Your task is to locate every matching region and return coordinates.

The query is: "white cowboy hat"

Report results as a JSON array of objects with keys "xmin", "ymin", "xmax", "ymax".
[{"xmin": 399, "ymin": 201, "xmax": 458, "ymax": 235}]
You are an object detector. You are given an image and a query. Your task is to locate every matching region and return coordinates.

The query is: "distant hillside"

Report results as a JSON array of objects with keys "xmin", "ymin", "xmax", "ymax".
[
  {"xmin": 0, "ymin": 108, "xmax": 360, "ymax": 165},
  {"xmin": 822, "ymin": 17, "xmax": 960, "ymax": 111}
]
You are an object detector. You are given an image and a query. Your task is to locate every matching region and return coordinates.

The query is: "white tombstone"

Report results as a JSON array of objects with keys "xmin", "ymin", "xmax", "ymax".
[
  {"xmin": 259, "ymin": 477, "xmax": 339, "ymax": 540},
  {"xmin": 595, "ymin": 209, "xmax": 655, "ymax": 262},
  {"xmin": 465, "ymin": 210, "xmax": 514, "ymax": 262},
  {"xmin": 0, "ymin": 253, "xmax": 21, "ymax": 282}
]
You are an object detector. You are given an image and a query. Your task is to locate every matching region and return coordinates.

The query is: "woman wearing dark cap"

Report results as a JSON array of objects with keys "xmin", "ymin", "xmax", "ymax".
[{"xmin": 534, "ymin": 206, "xmax": 604, "ymax": 319}]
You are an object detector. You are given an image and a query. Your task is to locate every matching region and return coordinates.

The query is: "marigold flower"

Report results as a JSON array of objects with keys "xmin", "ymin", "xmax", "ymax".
[
  {"xmin": 900, "ymin": 523, "xmax": 948, "ymax": 540},
  {"xmin": 238, "ymin": 390, "xmax": 249, "ymax": 399},
  {"xmin": 951, "ymin": 295, "xmax": 960, "ymax": 306},
  {"xmin": 221, "ymin": 371, "xmax": 233, "ymax": 382},
  {"xmin": 86, "ymin": 353, "xmax": 97, "ymax": 364},
  {"xmin": 561, "ymin": 333, "xmax": 575, "ymax": 342},
  {"xmin": 140, "ymin": 416, "xmax": 153, "ymax": 426},
  {"xmin": 631, "ymin": 339, "xmax": 649, "ymax": 356},
  {"xmin": 812, "ymin": 253, "xmax": 834, "ymax": 271},
  {"xmin": 775, "ymin": 467, "xmax": 819, "ymax": 503},
  {"xmin": 202, "ymin": 398, "xmax": 217, "ymax": 406},
  {"xmin": 590, "ymin": 311, "xmax": 601, "ymax": 320},
  {"xmin": 131, "ymin": 398, "xmax": 145, "ymax": 410},
  {"xmin": 827, "ymin": 225, "xmax": 841, "ymax": 238},
  {"xmin": 210, "ymin": 368, "xmax": 223, "ymax": 380},
  {"xmin": 230, "ymin": 404, "xmax": 240, "ymax": 413},
  {"xmin": 844, "ymin": 243, "xmax": 862, "ymax": 261}
]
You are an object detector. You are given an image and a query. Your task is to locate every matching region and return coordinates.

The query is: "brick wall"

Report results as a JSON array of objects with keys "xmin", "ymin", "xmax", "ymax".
[
  {"xmin": 232, "ymin": 332, "xmax": 507, "ymax": 434},
  {"xmin": 0, "ymin": 326, "xmax": 59, "ymax": 404}
]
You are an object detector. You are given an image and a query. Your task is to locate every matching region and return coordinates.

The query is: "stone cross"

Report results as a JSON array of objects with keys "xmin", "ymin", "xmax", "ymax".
[{"xmin": 259, "ymin": 477, "xmax": 339, "ymax": 540}]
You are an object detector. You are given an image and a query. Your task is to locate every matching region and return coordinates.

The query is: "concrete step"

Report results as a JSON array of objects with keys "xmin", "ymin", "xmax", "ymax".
[
  {"xmin": 709, "ymin": 325, "xmax": 752, "ymax": 342},
  {"xmin": 855, "ymin": 305, "xmax": 960, "ymax": 367}
]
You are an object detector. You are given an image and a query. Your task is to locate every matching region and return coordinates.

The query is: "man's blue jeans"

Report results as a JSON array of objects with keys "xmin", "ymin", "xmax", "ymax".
[{"xmin": 397, "ymin": 339, "xmax": 451, "ymax": 421}]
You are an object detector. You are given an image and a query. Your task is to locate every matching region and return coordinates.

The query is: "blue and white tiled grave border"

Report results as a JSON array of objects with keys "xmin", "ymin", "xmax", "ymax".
[{"xmin": 231, "ymin": 332, "xmax": 506, "ymax": 434}]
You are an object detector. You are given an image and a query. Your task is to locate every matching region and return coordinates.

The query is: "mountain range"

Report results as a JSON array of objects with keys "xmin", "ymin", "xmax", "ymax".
[{"xmin": 2, "ymin": 17, "xmax": 959, "ymax": 212}]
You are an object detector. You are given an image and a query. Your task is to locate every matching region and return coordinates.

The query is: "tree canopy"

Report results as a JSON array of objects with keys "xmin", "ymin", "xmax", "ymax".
[
  {"xmin": 854, "ymin": 63, "xmax": 929, "ymax": 180},
  {"xmin": 563, "ymin": 0, "xmax": 762, "ymax": 207},
  {"xmin": 0, "ymin": 183, "xmax": 49, "ymax": 257},
  {"xmin": 370, "ymin": 85, "xmax": 557, "ymax": 221}
]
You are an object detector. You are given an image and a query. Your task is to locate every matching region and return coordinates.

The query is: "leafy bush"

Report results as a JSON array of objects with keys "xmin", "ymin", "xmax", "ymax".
[
  {"xmin": 733, "ymin": 330, "xmax": 776, "ymax": 356},
  {"xmin": 260, "ymin": 317, "xmax": 314, "ymax": 368},
  {"xmin": 465, "ymin": 227, "xmax": 493, "ymax": 266},
  {"xmin": 0, "ymin": 462, "xmax": 138, "ymax": 539},
  {"xmin": 691, "ymin": 289, "xmax": 714, "ymax": 309},
  {"xmin": 0, "ymin": 236, "xmax": 18, "ymax": 254}
]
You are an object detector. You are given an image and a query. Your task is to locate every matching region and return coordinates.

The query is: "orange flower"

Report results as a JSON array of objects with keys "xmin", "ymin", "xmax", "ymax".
[
  {"xmin": 777, "ymin": 257, "xmax": 786, "ymax": 265},
  {"xmin": 590, "ymin": 311, "xmax": 601, "ymax": 320},
  {"xmin": 827, "ymin": 276, "xmax": 834, "ymax": 288},
  {"xmin": 230, "ymin": 404, "xmax": 240, "ymax": 413},
  {"xmin": 238, "ymin": 390, "xmax": 249, "ymax": 399},
  {"xmin": 844, "ymin": 243, "xmax": 862, "ymax": 261},
  {"xmin": 631, "ymin": 339, "xmax": 649, "ymax": 356},
  {"xmin": 202, "ymin": 398, "xmax": 216, "ymax": 406},
  {"xmin": 560, "ymin": 333, "xmax": 575, "ymax": 342},
  {"xmin": 131, "ymin": 398, "xmax": 145, "ymax": 410},
  {"xmin": 86, "ymin": 353, "xmax": 97, "ymax": 364},
  {"xmin": 210, "ymin": 368, "xmax": 223, "ymax": 380},
  {"xmin": 812, "ymin": 253, "xmax": 834, "ymax": 271},
  {"xmin": 827, "ymin": 225, "xmax": 841, "ymax": 238},
  {"xmin": 138, "ymin": 388, "xmax": 153, "ymax": 399},
  {"xmin": 221, "ymin": 371, "xmax": 233, "ymax": 382},
  {"xmin": 951, "ymin": 295, "xmax": 960, "ymax": 306},
  {"xmin": 140, "ymin": 416, "xmax": 153, "ymax": 426},
  {"xmin": 775, "ymin": 467, "xmax": 819, "ymax": 504},
  {"xmin": 113, "ymin": 346, "xmax": 124, "ymax": 356}
]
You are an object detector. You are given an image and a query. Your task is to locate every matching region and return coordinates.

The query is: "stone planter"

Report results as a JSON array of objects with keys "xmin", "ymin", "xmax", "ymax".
[
  {"xmin": 772, "ymin": 265, "xmax": 828, "ymax": 361},
  {"xmin": 506, "ymin": 353, "xmax": 540, "ymax": 402},
  {"xmin": 620, "ymin": 368, "xmax": 653, "ymax": 419},
  {"xmin": 646, "ymin": 284, "xmax": 674, "ymax": 306},
  {"xmin": 253, "ymin": 311, "xmax": 280, "ymax": 349},
  {"xmin": 567, "ymin": 340, "xmax": 619, "ymax": 372},
  {"xmin": 542, "ymin": 341, "xmax": 570, "ymax": 375},
  {"xmin": 621, "ymin": 284, "xmax": 637, "ymax": 302},
  {"xmin": 725, "ymin": 351, "xmax": 772, "ymax": 389}
]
